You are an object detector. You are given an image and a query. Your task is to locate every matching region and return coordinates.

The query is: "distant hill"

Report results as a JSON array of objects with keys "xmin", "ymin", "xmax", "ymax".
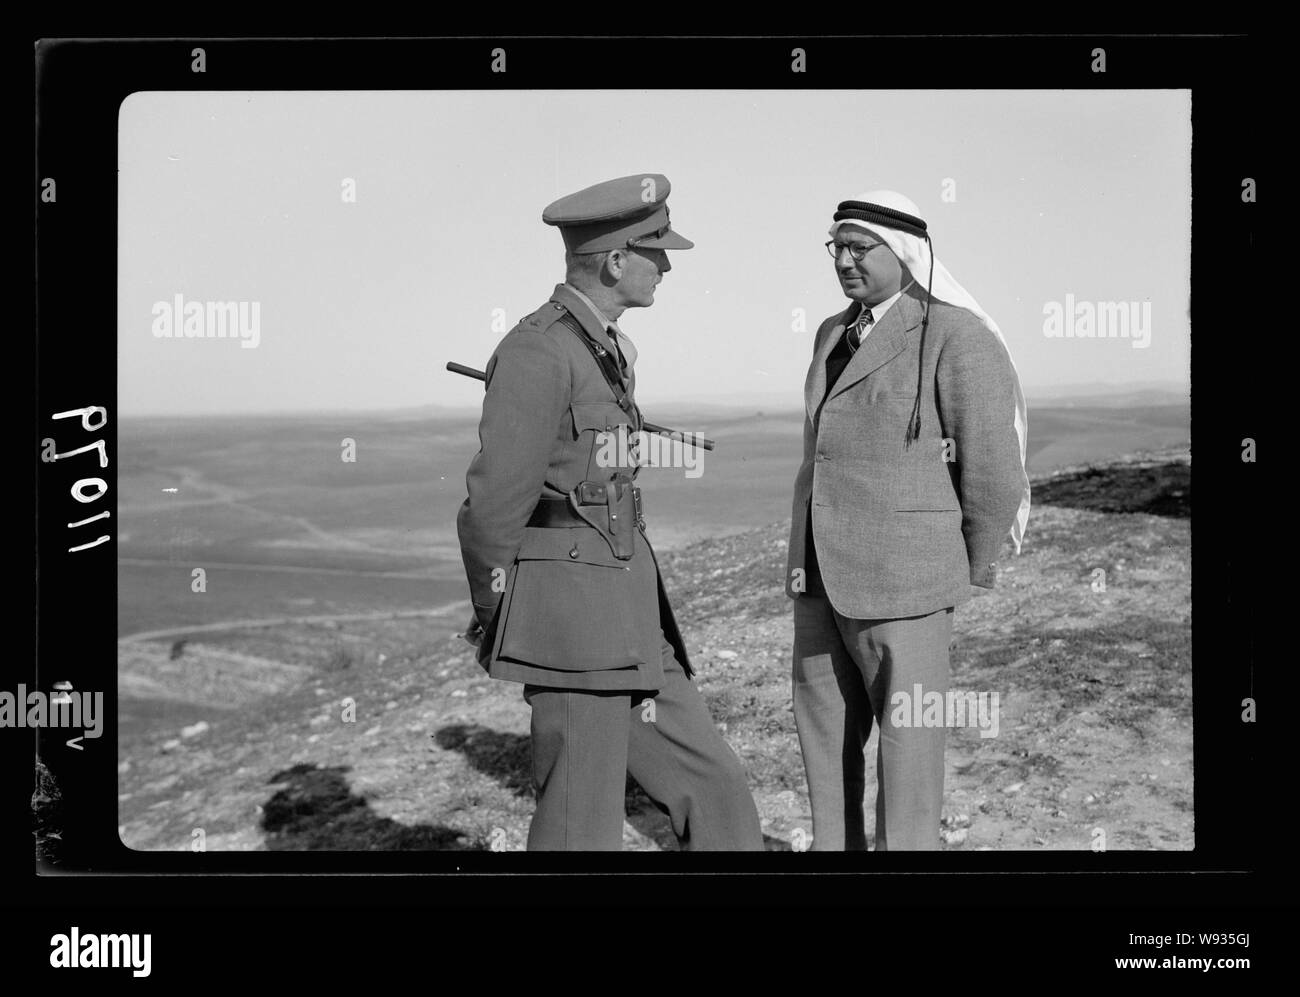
[
  {"xmin": 1023, "ymin": 385, "xmax": 1188, "ymax": 409},
  {"xmin": 640, "ymin": 381, "xmax": 1188, "ymax": 414},
  {"xmin": 120, "ymin": 381, "xmax": 1189, "ymax": 424},
  {"xmin": 1023, "ymin": 403, "xmax": 1188, "ymax": 471}
]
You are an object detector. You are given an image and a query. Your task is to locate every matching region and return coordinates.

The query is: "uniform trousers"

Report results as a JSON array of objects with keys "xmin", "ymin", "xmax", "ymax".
[
  {"xmin": 523, "ymin": 632, "xmax": 764, "ymax": 851},
  {"xmin": 792, "ymin": 591, "xmax": 954, "ymax": 851}
]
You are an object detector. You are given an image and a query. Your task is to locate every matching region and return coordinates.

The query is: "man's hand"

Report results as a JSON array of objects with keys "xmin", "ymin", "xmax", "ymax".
[{"xmin": 459, "ymin": 614, "xmax": 485, "ymax": 648}]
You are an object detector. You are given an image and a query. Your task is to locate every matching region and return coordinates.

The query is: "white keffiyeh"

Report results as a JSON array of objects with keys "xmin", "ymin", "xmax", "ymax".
[{"xmin": 830, "ymin": 190, "xmax": 1031, "ymax": 552}]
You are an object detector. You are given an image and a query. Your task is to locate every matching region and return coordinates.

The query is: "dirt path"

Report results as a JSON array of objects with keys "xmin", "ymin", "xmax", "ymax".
[
  {"xmin": 120, "ymin": 600, "xmax": 470, "ymax": 644},
  {"xmin": 118, "ymin": 557, "xmax": 444, "ymax": 580}
]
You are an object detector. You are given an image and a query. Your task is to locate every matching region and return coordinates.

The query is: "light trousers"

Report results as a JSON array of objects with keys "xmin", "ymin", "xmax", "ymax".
[{"xmin": 792, "ymin": 596, "xmax": 954, "ymax": 850}]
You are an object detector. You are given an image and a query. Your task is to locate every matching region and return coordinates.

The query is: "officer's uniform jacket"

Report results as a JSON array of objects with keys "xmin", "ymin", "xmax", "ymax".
[
  {"xmin": 457, "ymin": 283, "xmax": 692, "ymax": 691},
  {"xmin": 785, "ymin": 282, "xmax": 1026, "ymax": 619}
]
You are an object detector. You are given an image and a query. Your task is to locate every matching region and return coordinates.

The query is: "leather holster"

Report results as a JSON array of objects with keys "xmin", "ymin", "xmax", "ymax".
[{"xmin": 569, "ymin": 472, "xmax": 639, "ymax": 560}]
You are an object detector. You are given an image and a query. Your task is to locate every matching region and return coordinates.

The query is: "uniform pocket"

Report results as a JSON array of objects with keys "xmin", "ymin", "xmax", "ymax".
[
  {"xmin": 569, "ymin": 402, "xmax": 629, "ymax": 438},
  {"xmin": 497, "ymin": 527, "xmax": 646, "ymax": 671},
  {"xmin": 570, "ymin": 401, "xmax": 637, "ymax": 476}
]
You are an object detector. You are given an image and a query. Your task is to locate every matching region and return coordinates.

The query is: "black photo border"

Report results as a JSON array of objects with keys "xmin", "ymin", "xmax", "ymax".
[{"xmin": 29, "ymin": 32, "xmax": 1268, "ymax": 925}]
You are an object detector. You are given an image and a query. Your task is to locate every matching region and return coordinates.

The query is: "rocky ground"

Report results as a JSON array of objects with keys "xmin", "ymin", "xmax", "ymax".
[{"xmin": 113, "ymin": 447, "xmax": 1192, "ymax": 852}]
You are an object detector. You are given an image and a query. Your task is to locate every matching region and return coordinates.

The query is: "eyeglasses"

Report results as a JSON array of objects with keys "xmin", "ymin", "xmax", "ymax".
[{"xmin": 825, "ymin": 239, "xmax": 885, "ymax": 261}]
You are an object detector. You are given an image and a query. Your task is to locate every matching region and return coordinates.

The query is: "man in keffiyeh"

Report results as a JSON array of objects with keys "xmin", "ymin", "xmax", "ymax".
[{"xmin": 785, "ymin": 190, "xmax": 1031, "ymax": 850}]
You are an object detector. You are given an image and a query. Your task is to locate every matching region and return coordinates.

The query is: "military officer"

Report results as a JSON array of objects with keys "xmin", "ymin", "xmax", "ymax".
[{"xmin": 456, "ymin": 174, "xmax": 764, "ymax": 851}]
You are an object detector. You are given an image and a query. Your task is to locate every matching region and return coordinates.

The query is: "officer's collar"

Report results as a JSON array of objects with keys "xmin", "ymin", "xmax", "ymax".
[{"xmin": 554, "ymin": 283, "xmax": 621, "ymax": 347}]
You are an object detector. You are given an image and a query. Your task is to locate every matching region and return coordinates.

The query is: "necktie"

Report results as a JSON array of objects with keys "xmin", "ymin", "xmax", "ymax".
[
  {"xmin": 607, "ymin": 326, "xmax": 627, "ymax": 378},
  {"xmin": 606, "ymin": 325, "xmax": 638, "ymax": 461},
  {"xmin": 847, "ymin": 305, "xmax": 875, "ymax": 353}
]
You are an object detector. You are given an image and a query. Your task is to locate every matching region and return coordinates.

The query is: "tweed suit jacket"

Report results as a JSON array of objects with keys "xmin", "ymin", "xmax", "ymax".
[
  {"xmin": 456, "ymin": 283, "xmax": 691, "ymax": 692},
  {"xmin": 785, "ymin": 282, "xmax": 1027, "ymax": 619}
]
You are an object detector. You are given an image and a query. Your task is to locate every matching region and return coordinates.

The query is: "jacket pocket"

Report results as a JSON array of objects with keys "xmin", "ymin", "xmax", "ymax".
[
  {"xmin": 569, "ymin": 401, "xmax": 629, "ymax": 438},
  {"xmin": 570, "ymin": 401, "xmax": 637, "ymax": 476},
  {"xmin": 867, "ymin": 390, "xmax": 919, "ymax": 405},
  {"xmin": 496, "ymin": 526, "xmax": 644, "ymax": 671},
  {"xmin": 892, "ymin": 467, "xmax": 962, "ymax": 512}
]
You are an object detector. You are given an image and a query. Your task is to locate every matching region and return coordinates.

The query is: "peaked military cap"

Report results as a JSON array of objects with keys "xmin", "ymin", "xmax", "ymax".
[{"xmin": 542, "ymin": 173, "xmax": 694, "ymax": 253}]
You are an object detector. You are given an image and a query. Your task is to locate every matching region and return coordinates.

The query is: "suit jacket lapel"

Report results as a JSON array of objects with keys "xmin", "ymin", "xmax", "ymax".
[
  {"xmin": 805, "ymin": 303, "xmax": 856, "ymax": 421},
  {"xmin": 824, "ymin": 286, "xmax": 925, "ymax": 404}
]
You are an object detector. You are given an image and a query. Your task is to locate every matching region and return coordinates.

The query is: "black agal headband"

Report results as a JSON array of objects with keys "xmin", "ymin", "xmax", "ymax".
[
  {"xmin": 833, "ymin": 200, "xmax": 936, "ymax": 444},
  {"xmin": 833, "ymin": 200, "xmax": 929, "ymax": 239}
]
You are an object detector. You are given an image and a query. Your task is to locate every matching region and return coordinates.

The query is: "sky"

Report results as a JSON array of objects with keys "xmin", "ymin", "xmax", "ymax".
[{"xmin": 118, "ymin": 89, "xmax": 1190, "ymax": 416}]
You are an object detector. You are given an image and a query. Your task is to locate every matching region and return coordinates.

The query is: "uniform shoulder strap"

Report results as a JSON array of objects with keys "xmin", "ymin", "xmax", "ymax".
[{"xmin": 517, "ymin": 300, "xmax": 568, "ymax": 336}]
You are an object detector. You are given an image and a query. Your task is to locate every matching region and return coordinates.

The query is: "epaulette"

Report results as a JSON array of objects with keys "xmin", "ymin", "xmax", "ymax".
[{"xmin": 516, "ymin": 300, "xmax": 568, "ymax": 336}]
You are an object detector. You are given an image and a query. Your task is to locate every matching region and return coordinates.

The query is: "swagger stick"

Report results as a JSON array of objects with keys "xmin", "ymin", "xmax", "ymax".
[{"xmin": 446, "ymin": 362, "xmax": 716, "ymax": 452}]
